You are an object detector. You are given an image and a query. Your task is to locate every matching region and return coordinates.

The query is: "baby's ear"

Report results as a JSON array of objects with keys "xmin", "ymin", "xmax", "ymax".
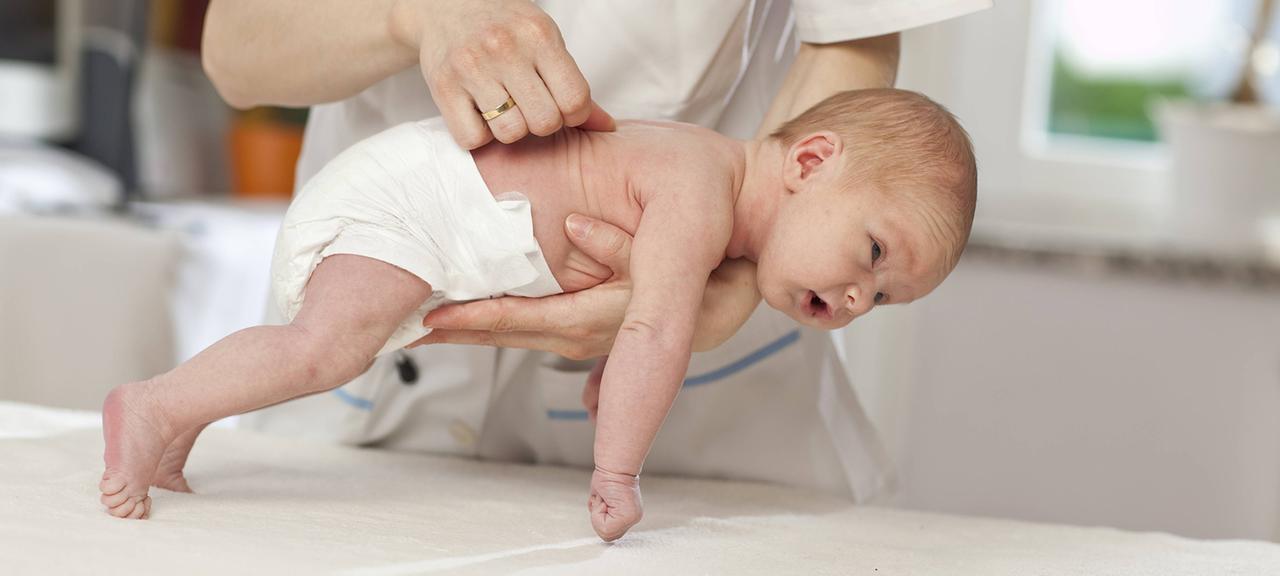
[{"xmin": 783, "ymin": 131, "xmax": 842, "ymax": 191}]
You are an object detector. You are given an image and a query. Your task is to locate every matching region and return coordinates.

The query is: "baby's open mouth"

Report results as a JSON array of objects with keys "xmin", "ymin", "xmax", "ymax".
[{"xmin": 804, "ymin": 290, "xmax": 832, "ymax": 320}]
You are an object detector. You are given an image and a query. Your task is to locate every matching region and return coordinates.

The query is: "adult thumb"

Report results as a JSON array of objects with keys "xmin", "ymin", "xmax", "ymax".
[
  {"xmin": 577, "ymin": 100, "xmax": 617, "ymax": 132},
  {"xmin": 565, "ymin": 213, "xmax": 632, "ymax": 276}
]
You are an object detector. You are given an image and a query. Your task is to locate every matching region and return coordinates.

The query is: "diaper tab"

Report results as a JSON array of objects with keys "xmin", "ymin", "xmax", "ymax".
[
  {"xmin": 436, "ymin": 191, "xmax": 543, "ymax": 302},
  {"xmin": 492, "ymin": 192, "xmax": 542, "ymax": 256}
]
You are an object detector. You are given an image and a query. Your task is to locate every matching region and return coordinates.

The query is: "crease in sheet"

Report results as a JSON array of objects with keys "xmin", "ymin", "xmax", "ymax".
[{"xmin": 339, "ymin": 537, "xmax": 603, "ymax": 576}]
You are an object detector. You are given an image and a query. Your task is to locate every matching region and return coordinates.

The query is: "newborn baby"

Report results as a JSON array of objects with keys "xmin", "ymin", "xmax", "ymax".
[{"xmin": 100, "ymin": 88, "xmax": 976, "ymax": 541}]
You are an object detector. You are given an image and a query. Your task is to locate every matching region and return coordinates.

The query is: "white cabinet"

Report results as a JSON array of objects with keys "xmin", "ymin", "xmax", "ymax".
[{"xmin": 846, "ymin": 256, "xmax": 1280, "ymax": 541}]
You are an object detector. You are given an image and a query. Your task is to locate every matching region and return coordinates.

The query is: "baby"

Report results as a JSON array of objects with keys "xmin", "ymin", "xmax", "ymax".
[{"xmin": 99, "ymin": 88, "xmax": 976, "ymax": 541}]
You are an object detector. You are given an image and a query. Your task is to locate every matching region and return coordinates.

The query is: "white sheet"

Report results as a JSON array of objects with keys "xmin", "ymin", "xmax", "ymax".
[
  {"xmin": 2, "ymin": 403, "xmax": 1278, "ymax": 575},
  {"xmin": 0, "ymin": 401, "xmax": 101, "ymax": 439}
]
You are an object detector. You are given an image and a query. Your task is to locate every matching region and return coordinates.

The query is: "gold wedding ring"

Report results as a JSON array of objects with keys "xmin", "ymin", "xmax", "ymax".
[{"xmin": 480, "ymin": 97, "xmax": 517, "ymax": 121}]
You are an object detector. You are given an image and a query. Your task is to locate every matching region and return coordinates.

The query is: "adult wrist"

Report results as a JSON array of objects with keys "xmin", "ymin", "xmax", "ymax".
[{"xmin": 387, "ymin": 0, "xmax": 434, "ymax": 52}]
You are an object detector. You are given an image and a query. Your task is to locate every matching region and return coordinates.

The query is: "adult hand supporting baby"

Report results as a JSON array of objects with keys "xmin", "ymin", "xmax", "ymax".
[
  {"xmin": 390, "ymin": 0, "xmax": 617, "ymax": 149},
  {"xmin": 409, "ymin": 215, "xmax": 761, "ymax": 358},
  {"xmin": 408, "ymin": 213, "xmax": 632, "ymax": 359}
]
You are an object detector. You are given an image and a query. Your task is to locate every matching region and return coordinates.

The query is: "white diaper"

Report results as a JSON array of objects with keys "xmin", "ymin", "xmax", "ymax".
[{"xmin": 268, "ymin": 117, "xmax": 563, "ymax": 356}]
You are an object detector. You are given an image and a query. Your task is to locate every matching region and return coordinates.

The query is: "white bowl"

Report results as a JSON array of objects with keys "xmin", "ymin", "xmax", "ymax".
[{"xmin": 1154, "ymin": 101, "xmax": 1280, "ymax": 251}]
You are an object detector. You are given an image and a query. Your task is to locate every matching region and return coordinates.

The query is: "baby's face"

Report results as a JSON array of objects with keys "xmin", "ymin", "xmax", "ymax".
[{"xmin": 756, "ymin": 179, "xmax": 962, "ymax": 330}]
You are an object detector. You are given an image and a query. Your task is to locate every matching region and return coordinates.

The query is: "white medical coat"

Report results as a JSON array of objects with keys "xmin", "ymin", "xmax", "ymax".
[{"xmin": 242, "ymin": 0, "xmax": 991, "ymax": 502}]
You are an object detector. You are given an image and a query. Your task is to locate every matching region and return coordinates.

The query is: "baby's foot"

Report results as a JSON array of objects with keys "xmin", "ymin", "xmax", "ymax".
[
  {"xmin": 100, "ymin": 382, "xmax": 174, "ymax": 519},
  {"xmin": 151, "ymin": 424, "xmax": 207, "ymax": 493}
]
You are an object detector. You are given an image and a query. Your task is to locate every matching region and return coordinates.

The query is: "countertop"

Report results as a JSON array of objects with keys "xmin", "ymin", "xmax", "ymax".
[{"xmin": 963, "ymin": 193, "xmax": 1280, "ymax": 291}]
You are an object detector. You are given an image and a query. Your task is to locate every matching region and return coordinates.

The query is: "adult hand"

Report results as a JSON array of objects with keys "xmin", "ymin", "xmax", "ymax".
[
  {"xmin": 588, "ymin": 466, "xmax": 642, "ymax": 542},
  {"xmin": 408, "ymin": 216, "xmax": 765, "ymax": 357},
  {"xmin": 408, "ymin": 213, "xmax": 632, "ymax": 359},
  {"xmin": 391, "ymin": 0, "xmax": 616, "ymax": 149}
]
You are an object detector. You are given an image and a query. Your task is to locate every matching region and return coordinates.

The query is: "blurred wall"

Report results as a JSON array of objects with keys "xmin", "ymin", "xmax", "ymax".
[
  {"xmin": 0, "ymin": 216, "xmax": 179, "ymax": 411},
  {"xmin": 845, "ymin": 4, "xmax": 1280, "ymax": 541}
]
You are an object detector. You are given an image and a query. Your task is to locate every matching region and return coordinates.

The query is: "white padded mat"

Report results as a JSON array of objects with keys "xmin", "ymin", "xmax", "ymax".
[{"xmin": 1, "ymin": 403, "xmax": 1278, "ymax": 575}]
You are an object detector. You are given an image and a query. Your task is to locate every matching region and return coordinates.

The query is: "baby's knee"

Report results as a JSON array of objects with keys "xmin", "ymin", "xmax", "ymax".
[{"xmin": 289, "ymin": 326, "xmax": 379, "ymax": 392}]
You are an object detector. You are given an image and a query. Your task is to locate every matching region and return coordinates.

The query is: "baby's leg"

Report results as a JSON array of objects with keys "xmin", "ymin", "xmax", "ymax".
[
  {"xmin": 150, "ymin": 423, "xmax": 208, "ymax": 493},
  {"xmin": 100, "ymin": 254, "xmax": 430, "ymax": 518}
]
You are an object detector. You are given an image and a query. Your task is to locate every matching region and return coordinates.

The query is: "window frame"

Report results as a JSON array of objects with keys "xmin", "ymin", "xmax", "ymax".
[{"xmin": 896, "ymin": 0, "xmax": 1171, "ymax": 223}]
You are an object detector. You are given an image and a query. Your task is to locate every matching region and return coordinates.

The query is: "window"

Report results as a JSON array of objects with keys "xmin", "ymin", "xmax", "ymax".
[
  {"xmin": 898, "ymin": 0, "xmax": 1278, "ymax": 202},
  {"xmin": 1033, "ymin": 0, "xmax": 1277, "ymax": 145}
]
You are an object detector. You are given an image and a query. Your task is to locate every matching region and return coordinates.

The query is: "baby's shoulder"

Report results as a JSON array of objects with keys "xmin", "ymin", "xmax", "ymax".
[
  {"xmin": 608, "ymin": 121, "xmax": 739, "ymax": 195},
  {"xmin": 612, "ymin": 120, "xmax": 729, "ymax": 158}
]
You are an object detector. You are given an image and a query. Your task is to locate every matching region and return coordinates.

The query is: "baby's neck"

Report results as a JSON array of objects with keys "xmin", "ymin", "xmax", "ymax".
[{"xmin": 726, "ymin": 138, "xmax": 784, "ymax": 261}]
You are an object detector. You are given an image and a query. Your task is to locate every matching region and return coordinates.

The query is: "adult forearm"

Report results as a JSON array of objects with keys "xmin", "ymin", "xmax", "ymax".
[
  {"xmin": 202, "ymin": 0, "xmax": 417, "ymax": 109},
  {"xmin": 755, "ymin": 33, "xmax": 901, "ymax": 138}
]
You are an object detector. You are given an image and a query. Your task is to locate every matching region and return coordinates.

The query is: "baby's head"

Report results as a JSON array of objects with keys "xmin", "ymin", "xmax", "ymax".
[{"xmin": 755, "ymin": 88, "xmax": 977, "ymax": 329}]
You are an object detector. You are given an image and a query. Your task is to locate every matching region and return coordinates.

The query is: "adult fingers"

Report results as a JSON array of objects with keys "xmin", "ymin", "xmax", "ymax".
[
  {"xmin": 429, "ymin": 70, "xmax": 494, "ymax": 150},
  {"xmin": 535, "ymin": 47, "xmax": 595, "ymax": 128},
  {"xmin": 560, "ymin": 244, "xmax": 614, "ymax": 287},
  {"xmin": 503, "ymin": 64, "xmax": 563, "ymax": 137},
  {"xmin": 530, "ymin": 45, "xmax": 612, "ymax": 133},
  {"xmin": 409, "ymin": 329, "xmax": 597, "ymax": 360},
  {"xmin": 565, "ymin": 214, "xmax": 632, "ymax": 277},
  {"xmin": 420, "ymin": 295, "xmax": 571, "ymax": 334},
  {"xmin": 472, "ymin": 80, "xmax": 530, "ymax": 145}
]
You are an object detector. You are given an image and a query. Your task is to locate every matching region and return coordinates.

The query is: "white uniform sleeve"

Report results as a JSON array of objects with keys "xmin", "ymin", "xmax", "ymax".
[{"xmin": 792, "ymin": 0, "xmax": 992, "ymax": 44}]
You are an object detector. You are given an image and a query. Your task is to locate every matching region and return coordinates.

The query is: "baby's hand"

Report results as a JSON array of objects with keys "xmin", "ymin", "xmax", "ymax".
[{"xmin": 588, "ymin": 465, "xmax": 642, "ymax": 541}]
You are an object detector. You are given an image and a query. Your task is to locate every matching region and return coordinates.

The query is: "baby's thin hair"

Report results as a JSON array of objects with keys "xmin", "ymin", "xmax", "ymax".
[{"xmin": 770, "ymin": 88, "xmax": 978, "ymax": 262}]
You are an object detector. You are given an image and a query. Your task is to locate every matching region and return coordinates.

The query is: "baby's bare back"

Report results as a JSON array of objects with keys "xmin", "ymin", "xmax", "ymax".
[{"xmin": 470, "ymin": 121, "xmax": 739, "ymax": 292}]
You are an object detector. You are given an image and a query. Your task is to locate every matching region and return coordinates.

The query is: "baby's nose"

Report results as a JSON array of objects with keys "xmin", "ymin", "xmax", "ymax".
[{"xmin": 843, "ymin": 285, "xmax": 872, "ymax": 319}]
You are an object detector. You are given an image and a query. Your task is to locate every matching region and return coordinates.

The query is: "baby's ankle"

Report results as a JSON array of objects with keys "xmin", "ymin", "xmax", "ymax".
[{"xmin": 105, "ymin": 381, "xmax": 179, "ymax": 442}]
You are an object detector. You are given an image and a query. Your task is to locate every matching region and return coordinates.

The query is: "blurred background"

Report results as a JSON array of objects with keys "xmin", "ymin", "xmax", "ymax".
[{"xmin": 1, "ymin": 0, "xmax": 1277, "ymax": 543}]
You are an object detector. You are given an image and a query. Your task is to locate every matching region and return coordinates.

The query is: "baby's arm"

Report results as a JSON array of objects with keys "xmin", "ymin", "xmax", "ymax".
[{"xmin": 588, "ymin": 170, "xmax": 733, "ymax": 540}]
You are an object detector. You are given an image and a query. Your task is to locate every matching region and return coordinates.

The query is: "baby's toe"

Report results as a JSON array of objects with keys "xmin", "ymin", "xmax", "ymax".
[
  {"xmin": 108, "ymin": 496, "xmax": 144, "ymax": 519},
  {"xmin": 99, "ymin": 470, "xmax": 127, "ymax": 496},
  {"xmin": 100, "ymin": 488, "xmax": 131, "ymax": 509},
  {"xmin": 125, "ymin": 501, "xmax": 147, "ymax": 519}
]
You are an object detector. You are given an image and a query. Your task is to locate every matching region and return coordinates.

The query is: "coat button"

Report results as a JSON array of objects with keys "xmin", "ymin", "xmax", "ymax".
[
  {"xmin": 448, "ymin": 419, "xmax": 476, "ymax": 446},
  {"xmin": 395, "ymin": 353, "xmax": 418, "ymax": 385}
]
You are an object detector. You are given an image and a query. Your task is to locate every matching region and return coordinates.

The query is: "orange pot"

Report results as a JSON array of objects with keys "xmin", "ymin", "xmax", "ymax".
[{"xmin": 229, "ymin": 119, "xmax": 303, "ymax": 199}]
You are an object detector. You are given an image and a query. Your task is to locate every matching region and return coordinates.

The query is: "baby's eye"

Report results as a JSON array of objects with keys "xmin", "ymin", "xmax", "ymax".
[
  {"xmin": 871, "ymin": 240, "xmax": 882, "ymax": 263},
  {"xmin": 874, "ymin": 292, "xmax": 886, "ymax": 305}
]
